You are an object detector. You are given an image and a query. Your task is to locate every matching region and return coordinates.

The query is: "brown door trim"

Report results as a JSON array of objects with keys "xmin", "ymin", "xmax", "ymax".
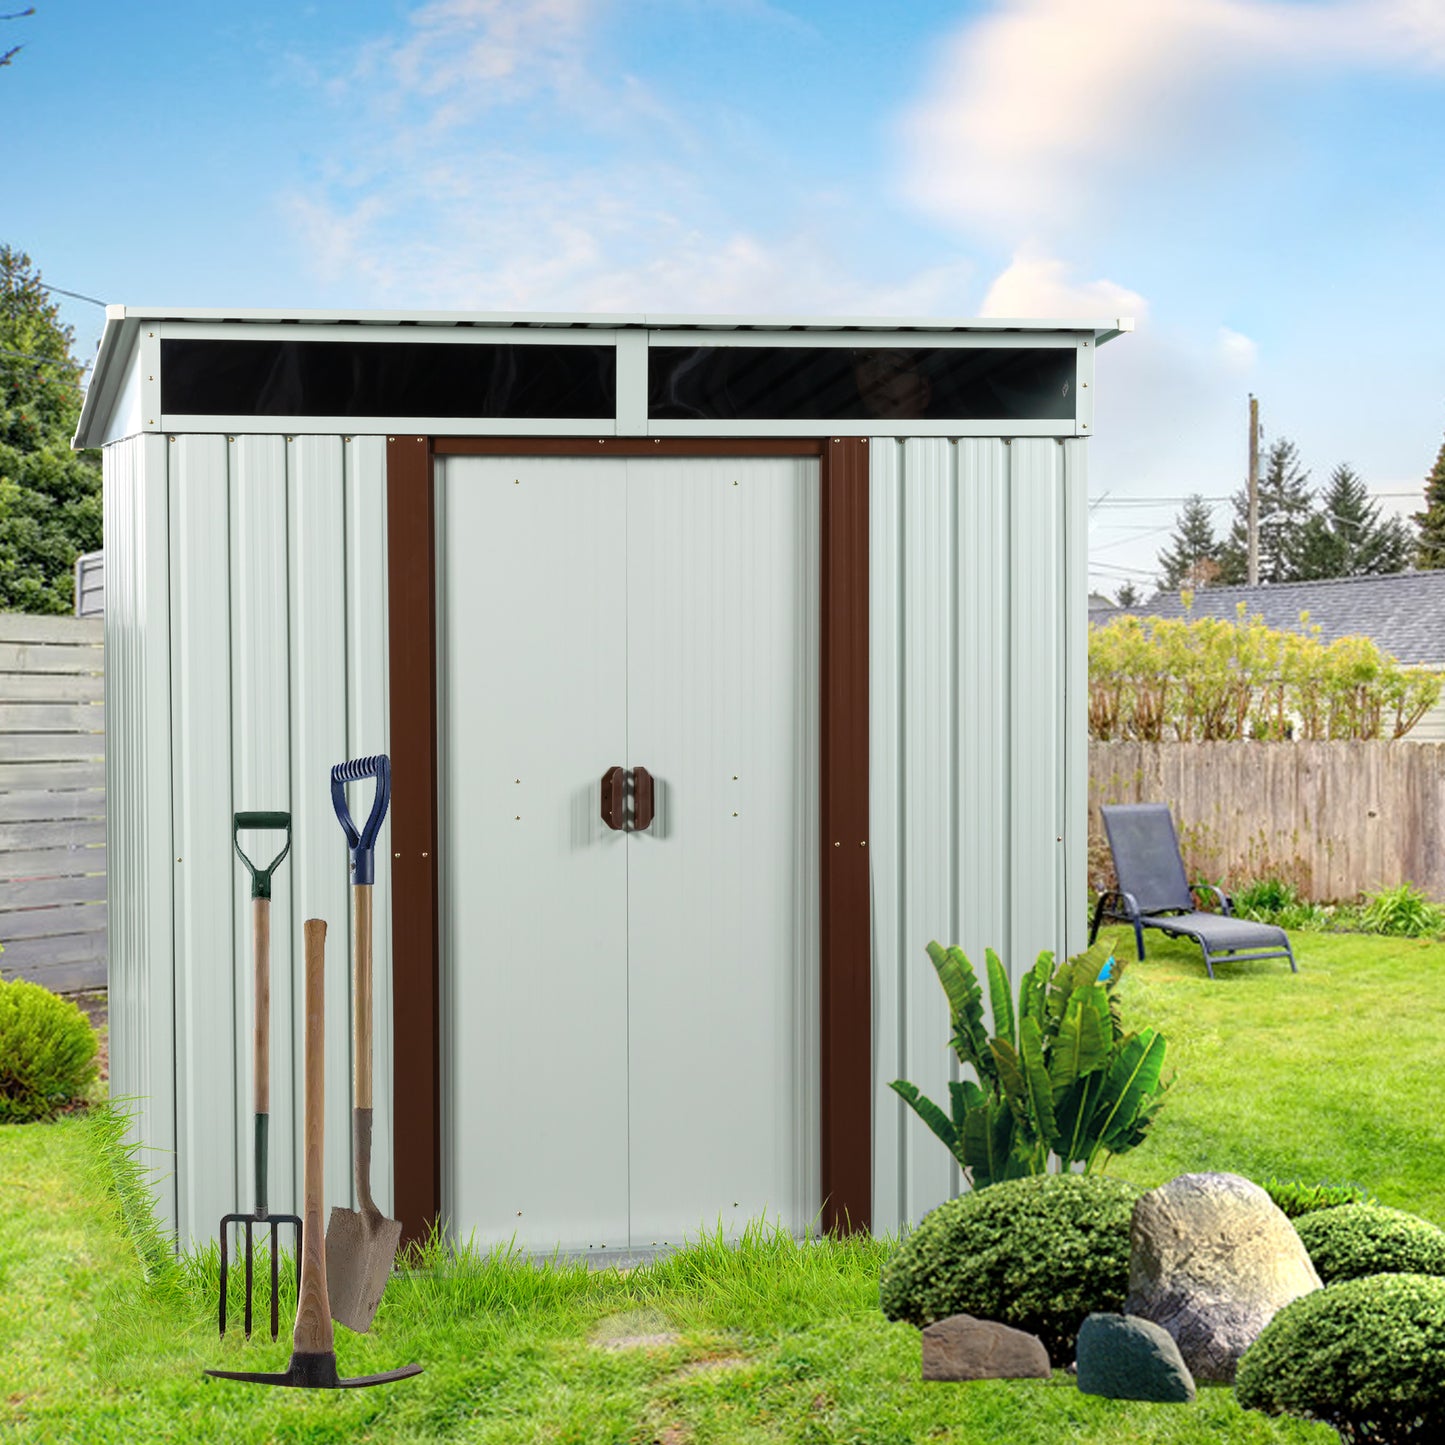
[
  {"xmin": 384, "ymin": 434, "xmax": 871, "ymax": 1245},
  {"xmin": 385, "ymin": 434, "xmax": 441, "ymax": 1250}
]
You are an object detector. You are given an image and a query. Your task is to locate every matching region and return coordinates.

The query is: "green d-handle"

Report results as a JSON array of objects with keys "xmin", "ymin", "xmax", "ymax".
[{"xmin": 234, "ymin": 811, "xmax": 292, "ymax": 900}]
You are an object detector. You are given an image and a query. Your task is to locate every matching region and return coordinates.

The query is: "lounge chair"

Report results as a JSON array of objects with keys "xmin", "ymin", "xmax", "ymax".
[{"xmin": 1090, "ymin": 803, "xmax": 1297, "ymax": 979}]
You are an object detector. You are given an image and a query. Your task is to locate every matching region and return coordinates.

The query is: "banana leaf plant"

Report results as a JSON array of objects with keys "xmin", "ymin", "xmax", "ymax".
[{"xmin": 889, "ymin": 942, "xmax": 1171, "ymax": 1189}]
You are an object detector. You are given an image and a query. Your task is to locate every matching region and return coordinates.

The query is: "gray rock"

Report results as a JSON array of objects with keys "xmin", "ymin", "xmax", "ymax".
[
  {"xmin": 921, "ymin": 1313, "xmax": 1052, "ymax": 1381},
  {"xmin": 1124, "ymin": 1172, "xmax": 1321, "ymax": 1384},
  {"xmin": 1075, "ymin": 1312, "xmax": 1196, "ymax": 1402}
]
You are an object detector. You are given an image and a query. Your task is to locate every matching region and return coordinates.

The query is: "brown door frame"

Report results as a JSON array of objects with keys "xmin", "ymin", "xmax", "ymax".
[{"xmin": 386, "ymin": 434, "xmax": 870, "ymax": 1249}]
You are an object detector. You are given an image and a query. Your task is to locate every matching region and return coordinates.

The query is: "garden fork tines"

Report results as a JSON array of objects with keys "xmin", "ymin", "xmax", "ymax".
[{"xmin": 220, "ymin": 811, "xmax": 303, "ymax": 1341}]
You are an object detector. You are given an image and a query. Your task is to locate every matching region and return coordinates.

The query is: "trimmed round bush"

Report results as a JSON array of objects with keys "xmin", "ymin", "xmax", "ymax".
[
  {"xmin": 878, "ymin": 1174, "xmax": 1141, "ymax": 1366},
  {"xmin": 1236, "ymin": 1273, "xmax": 1445, "ymax": 1442},
  {"xmin": 0, "ymin": 978, "xmax": 99, "ymax": 1122},
  {"xmin": 1296, "ymin": 1203, "xmax": 1445, "ymax": 1284}
]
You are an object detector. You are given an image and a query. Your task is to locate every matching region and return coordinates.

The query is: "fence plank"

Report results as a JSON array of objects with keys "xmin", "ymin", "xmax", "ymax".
[
  {"xmin": 0, "ymin": 931, "xmax": 106, "ymax": 972},
  {"xmin": 0, "ymin": 762, "xmax": 105, "ymax": 792},
  {"xmin": 0, "ymin": 735, "xmax": 106, "ymax": 763},
  {"xmin": 0, "ymin": 819, "xmax": 107, "ymax": 851},
  {"xmin": 0, "ymin": 902, "xmax": 106, "ymax": 940},
  {"xmin": 0, "ymin": 789, "xmax": 105, "ymax": 823},
  {"xmin": 0, "ymin": 703, "xmax": 105, "ymax": 733},
  {"xmin": 0, "ymin": 614, "xmax": 103, "ymax": 645},
  {"xmin": 0, "ymin": 874, "xmax": 106, "ymax": 908},
  {"xmin": 0, "ymin": 673, "xmax": 105, "ymax": 703},
  {"xmin": 0, "ymin": 642, "xmax": 104, "ymax": 675},
  {"xmin": 0, "ymin": 845, "xmax": 106, "ymax": 882},
  {"xmin": 0, "ymin": 956, "xmax": 107, "ymax": 993},
  {"xmin": 1090, "ymin": 740, "xmax": 1445, "ymax": 902}
]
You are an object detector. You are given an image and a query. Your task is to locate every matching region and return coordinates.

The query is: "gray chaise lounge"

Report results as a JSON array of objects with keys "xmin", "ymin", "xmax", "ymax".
[{"xmin": 1090, "ymin": 803, "xmax": 1297, "ymax": 979}]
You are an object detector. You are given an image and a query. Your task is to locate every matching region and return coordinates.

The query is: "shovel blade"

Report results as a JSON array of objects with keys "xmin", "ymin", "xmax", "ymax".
[{"xmin": 325, "ymin": 1204, "xmax": 403, "ymax": 1334}]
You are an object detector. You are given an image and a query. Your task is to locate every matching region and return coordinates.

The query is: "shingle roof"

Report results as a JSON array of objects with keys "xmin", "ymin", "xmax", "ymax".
[{"xmin": 1093, "ymin": 571, "xmax": 1445, "ymax": 666}]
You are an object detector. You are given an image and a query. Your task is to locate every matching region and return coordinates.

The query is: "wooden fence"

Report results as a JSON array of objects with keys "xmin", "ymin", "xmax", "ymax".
[
  {"xmin": 1090, "ymin": 740, "xmax": 1445, "ymax": 903},
  {"xmin": 0, "ymin": 613, "xmax": 106, "ymax": 992}
]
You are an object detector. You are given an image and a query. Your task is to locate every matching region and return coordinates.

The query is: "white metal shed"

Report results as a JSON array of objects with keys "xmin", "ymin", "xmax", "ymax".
[{"xmin": 77, "ymin": 306, "xmax": 1129, "ymax": 1256}]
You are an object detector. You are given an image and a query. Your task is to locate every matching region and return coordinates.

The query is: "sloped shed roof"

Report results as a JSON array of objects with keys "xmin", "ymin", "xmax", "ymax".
[{"xmin": 1095, "ymin": 571, "xmax": 1445, "ymax": 666}]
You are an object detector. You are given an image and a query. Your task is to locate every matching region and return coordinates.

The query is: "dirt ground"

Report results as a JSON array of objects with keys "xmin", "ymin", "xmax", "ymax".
[{"xmin": 69, "ymin": 989, "xmax": 108, "ymax": 1084}]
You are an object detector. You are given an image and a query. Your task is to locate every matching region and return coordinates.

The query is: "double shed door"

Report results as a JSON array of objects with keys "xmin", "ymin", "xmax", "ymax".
[{"xmin": 440, "ymin": 453, "xmax": 820, "ymax": 1253}]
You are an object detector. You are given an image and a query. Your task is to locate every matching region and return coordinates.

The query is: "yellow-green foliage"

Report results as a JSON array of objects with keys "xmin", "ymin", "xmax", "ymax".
[
  {"xmin": 0, "ymin": 978, "xmax": 98, "ymax": 1122},
  {"xmin": 1089, "ymin": 606, "xmax": 1443, "ymax": 742}
]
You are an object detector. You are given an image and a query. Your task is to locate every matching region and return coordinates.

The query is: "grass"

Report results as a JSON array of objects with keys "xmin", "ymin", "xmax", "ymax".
[
  {"xmin": 1094, "ymin": 925, "xmax": 1445, "ymax": 1224},
  {"xmin": 10, "ymin": 927, "xmax": 1442, "ymax": 1444}
]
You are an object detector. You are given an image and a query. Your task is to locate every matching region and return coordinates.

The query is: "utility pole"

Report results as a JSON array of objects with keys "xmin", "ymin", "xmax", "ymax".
[{"xmin": 1247, "ymin": 394, "xmax": 1260, "ymax": 586}]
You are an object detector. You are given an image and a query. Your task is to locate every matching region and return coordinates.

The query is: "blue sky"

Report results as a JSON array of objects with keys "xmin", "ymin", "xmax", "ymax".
[{"xmin": 6, "ymin": 0, "xmax": 1444, "ymax": 594}]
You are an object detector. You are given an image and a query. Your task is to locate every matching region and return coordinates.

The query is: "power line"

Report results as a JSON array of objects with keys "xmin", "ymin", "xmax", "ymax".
[
  {"xmin": 35, "ymin": 281, "xmax": 107, "ymax": 308},
  {"xmin": 0, "ymin": 345, "xmax": 84, "ymax": 369}
]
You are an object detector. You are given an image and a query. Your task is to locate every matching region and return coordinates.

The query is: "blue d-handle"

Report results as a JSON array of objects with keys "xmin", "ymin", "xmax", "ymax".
[{"xmin": 331, "ymin": 754, "xmax": 391, "ymax": 885}]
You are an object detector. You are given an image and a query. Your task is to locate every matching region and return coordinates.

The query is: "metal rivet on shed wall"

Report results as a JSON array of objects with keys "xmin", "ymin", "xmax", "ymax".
[
  {"xmin": 860, "ymin": 840, "xmax": 867, "ymax": 847},
  {"xmin": 421, "ymin": 851, "xmax": 429, "ymax": 858},
  {"xmin": 732, "ymin": 812, "xmax": 739, "ymax": 817},
  {"xmin": 394, "ymin": 852, "xmax": 401, "ymax": 858},
  {"xmin": 834, "ymin": 841, "xmax": 841, "ymax": 848}
]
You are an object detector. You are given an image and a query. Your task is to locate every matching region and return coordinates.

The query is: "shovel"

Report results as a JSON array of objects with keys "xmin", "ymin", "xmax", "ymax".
[
  {"xmin": 206, "ymin": 919, "xmax": 421, "ymax": 1389},
  {"xmin": 219, "ymin": 811, "xmax": 302, "ymax": 1340},
  {"xmin": 324, "ymin": 754, "xmax": 402, "ymax": 1334}
]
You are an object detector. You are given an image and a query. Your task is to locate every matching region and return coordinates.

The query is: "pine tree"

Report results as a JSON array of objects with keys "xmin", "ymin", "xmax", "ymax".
[
  {"xmin": 1296, "ymin": 463, "xmax": 1411, "ymax": 579},
  {"xmin": 0, "ymin": 245, "xmax": 101, "ymax": 612},
  {"xmin": 1115, "ymin": 580, "xmax": 1142, "ymax": 608},
  {"xmin": 1414, "ymin": 433, "xmax": 1445, "ymax": 570},
  {"xmin": 1157, "ymin": 494, "xmax": 1221, "ymax": 589},
  {"xmin": 1217, "ymin": 438, "xmax": 1313, "ymax": 584}
]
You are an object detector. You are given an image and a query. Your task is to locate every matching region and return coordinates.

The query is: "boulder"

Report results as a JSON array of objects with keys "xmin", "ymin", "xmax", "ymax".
[
  {"xmin": 1124, "ymin": 1172, "xmax": 1321, "ymax": 1384},
  {"xmin": 921, "ymin": 1314, "xmax": 1051, "ymax": 1381},
  {"xmin": 1075, "ymin": 1312, "xmax": 1196, "ymax": 1402}
]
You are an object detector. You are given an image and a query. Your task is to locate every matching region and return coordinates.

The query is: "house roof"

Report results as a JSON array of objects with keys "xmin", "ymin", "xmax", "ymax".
[{"xmin": 1093, "ymin": 571, "xmax": 1445, "ymax": 666}]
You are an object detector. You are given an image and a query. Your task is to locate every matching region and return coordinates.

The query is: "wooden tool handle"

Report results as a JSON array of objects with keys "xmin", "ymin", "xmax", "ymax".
[
  {"xmin": 353, "ymin": 883, "xmax": 374, "ymax": 1110},
  {"xmin": 293, "ymin": 918, "xmax": 334, "ymax": 1357},
  {"xmin": 253, "ymin": 897, "xmax": 270, "ymax": 1114}
]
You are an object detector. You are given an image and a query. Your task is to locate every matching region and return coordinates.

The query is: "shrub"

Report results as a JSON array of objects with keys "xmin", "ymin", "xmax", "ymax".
[
  {"xmin": 1260, "ymin": 1176, "xmax": 1373, "ymax": 1219},
  {"xmin": 1235, "ymin": 1273, "xmax": 1445, "ymax": 1442},
  {"xmin": 1295, "ymin": 1204, "xmax": 1445, "ymax": 1284},
  {"xmin": 878, "ymin": 1174, "xmax": 1140, "ymax": 1366},
  {"xmin": 0, "ymin": 978, "xmax": 99, "ymax": 1122},
  {"xmin": 1232, "ymin": 877, "xmax": 1331, "ymax": 931},
  {"xmin": 1358, "ymin": 882, "xmax": 1445, "ymax": 938},
  {"xmin": 890, "ymin": 944, "xmax": 1169, "ymax": 1189}
]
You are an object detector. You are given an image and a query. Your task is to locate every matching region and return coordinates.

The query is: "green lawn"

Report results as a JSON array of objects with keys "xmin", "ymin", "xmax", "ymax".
[
  {"xmin": 8, "ymin": 929, "xmax": 1440, "ymax": 1444},
  {"xmin": 1095, "ymin": 924, "xmax": 1445, "ymax": 1224}
]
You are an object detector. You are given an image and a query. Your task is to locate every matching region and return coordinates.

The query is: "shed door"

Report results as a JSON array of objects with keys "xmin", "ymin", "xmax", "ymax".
[{"xmin": 439, "ymin": 453, "xmax": 819, "ymax": 1254}]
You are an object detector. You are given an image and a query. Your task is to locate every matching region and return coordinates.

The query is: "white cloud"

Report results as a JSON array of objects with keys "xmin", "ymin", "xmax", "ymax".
[
  {"xmin": 902, "ymin": 0, "xmax": 1445, "ymax": 234},
  {"xmin": 978, "ymin": 251, "xmax": 1143, "ymax": 321},
  {"xmin": 1217, "ymin": 326, "xmax": 1257, "ymax": 370}
]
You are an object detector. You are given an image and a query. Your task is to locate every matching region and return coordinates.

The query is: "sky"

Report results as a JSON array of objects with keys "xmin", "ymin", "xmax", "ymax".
[{"xmin": 5, "ymin": 0, "xmax": 1444, "ymax": 596}]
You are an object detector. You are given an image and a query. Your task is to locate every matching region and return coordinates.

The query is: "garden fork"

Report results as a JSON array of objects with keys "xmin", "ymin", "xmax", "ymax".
[{"xmin": 219, "ymin": 811, "xmax": 303, "ymax": 1340}]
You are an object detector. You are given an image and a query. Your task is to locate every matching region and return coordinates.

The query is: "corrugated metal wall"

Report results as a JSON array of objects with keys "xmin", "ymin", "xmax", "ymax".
[
  {"xmin": 105, "ymin": 433, "xmax": 393, "ymax": 1248},
  {"xmin": 869, "ymin": 437, "xmax": 1088, "ymax": 1239},
  {"xmin": 108, "ymin": 427, "xmax": 1088, "ymax": 1252}
]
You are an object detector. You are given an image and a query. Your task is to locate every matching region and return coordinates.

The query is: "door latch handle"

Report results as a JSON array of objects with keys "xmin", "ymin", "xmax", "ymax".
[
  {"xmin": 631, "ymin": 766, "xmax": 655, "ymax": 832},
  {"xmin": 600, "ymin": 766, "xmax": 625, "ymax": 830}
]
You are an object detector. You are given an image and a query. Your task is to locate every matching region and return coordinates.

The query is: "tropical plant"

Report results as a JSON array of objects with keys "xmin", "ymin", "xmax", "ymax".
[
  {"xmin": 1358, "ymin": 882, "xmax": 1445, "ymax": 938},
  {"xmin": 1235, "ymin": 1273, "xmax": 1445, "ymax": 1442},
  {"xmin": 1295, "ymin": 1204, "xmax": 1445, "ymax": 1284},
  {"xmin": 1259, "ymin": 1177, "xmax": 1373, "ymax": 1219},
  {"xmin": 878, "ymin": 1173, "xmax": 1141, "ymax": 1366},
  {"xmin": 889, "ymin": 944, "xmax": 1169, "ymax": 1189},
  {"xmin": 0, "ymin": 977, "xmax": 98, "ymax": 1121}
]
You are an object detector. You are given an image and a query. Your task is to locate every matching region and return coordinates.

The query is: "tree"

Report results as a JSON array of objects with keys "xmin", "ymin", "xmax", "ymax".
[
  {"xmin": 1296, "ymin": 463, "xmax": 1412, "ymax": 580},
  {"xmin": 1414, "ymin": 433, "xmax": 1445, "ymax": 570},
  {"xmin": 1157, "ymin": 494, "xmax": 1221, "ymax": 590},
  {"xmin": 0, "ymin": 246, "xmax": 101, "ymax": 612},
  {"xmin": 1218, "ymin": 438, "xmax": 1314, "ymax": 584},
  {"xmin": 1114, "ymin": 580, "xmax": 1142, "ymax": 608}
]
